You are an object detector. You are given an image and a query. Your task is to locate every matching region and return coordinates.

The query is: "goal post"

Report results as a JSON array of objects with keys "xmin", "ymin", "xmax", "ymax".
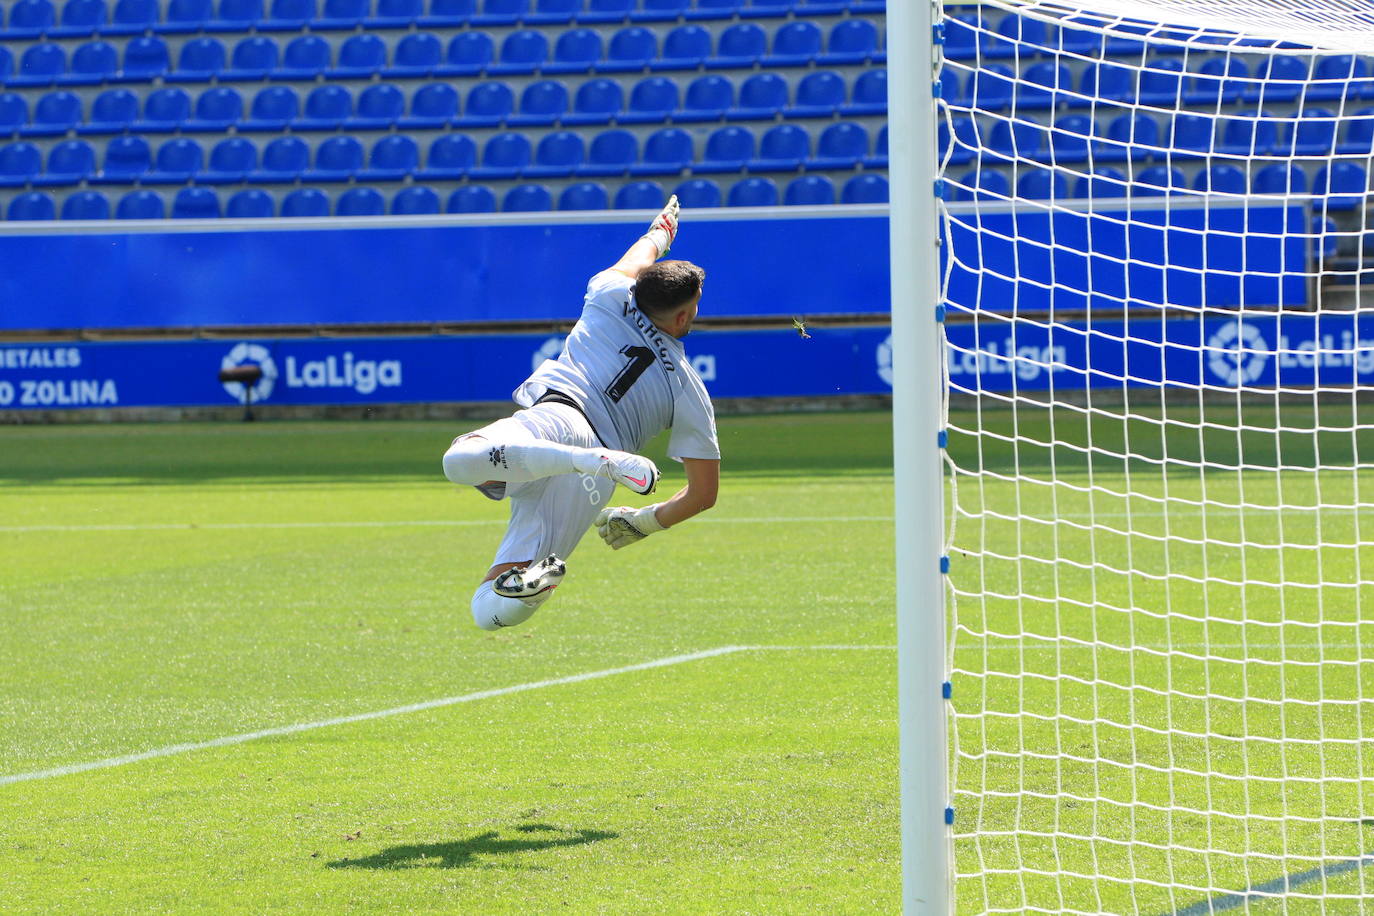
[{"xmin": 892, "ymin": 0, "xmax": 1374, "ymax": 912}]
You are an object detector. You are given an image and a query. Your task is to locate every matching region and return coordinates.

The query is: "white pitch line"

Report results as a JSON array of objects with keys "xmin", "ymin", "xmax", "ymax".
[
  {"xmin": 0, "ymin": 644, "xmax": 891, "ymax": 788},
  {"xmin": 0, "ymin": 516, "xmax": 892, "ymax": 534}
]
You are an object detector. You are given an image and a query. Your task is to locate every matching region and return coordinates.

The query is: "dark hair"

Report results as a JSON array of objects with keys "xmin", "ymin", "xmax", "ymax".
[{"xmin": 634, "ymin": 260, "xmax": 705, "ymax": 318}]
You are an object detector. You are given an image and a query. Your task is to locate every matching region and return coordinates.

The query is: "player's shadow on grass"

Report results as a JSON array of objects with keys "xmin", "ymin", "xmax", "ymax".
[{"xmin": 326, "ymin": 824, "xmax": 618, "ymax": 870}]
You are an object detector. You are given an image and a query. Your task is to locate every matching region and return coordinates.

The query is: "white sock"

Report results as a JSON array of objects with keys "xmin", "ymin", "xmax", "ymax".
[
  {"xmin": 470, "ymin": 581, "xmax": 540, "ymax": 631},
  {"xmin": 443, "ymin": 435, "xmax": 603, "ymax": 485}
]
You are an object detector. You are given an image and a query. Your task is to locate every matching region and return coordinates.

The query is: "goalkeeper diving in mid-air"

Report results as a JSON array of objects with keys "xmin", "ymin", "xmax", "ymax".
[{"xmin": 441, "ymin": 196, "xmax": 720, "ymax": 630}]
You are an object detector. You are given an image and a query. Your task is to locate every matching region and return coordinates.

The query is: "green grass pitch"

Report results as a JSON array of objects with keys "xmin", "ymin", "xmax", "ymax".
[{"xmin": 5, "ymin": 406, "xmax": 1372, "ymax": 913}]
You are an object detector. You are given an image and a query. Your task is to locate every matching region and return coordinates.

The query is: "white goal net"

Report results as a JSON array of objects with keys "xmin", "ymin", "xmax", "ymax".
[{"xmin": 937, "ymin": 0, "xmax": 1374, "ymax": 911}]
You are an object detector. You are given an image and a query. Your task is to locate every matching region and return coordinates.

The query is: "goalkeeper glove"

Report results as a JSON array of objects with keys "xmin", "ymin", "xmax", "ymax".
[
  {"xmin": 641, "ymin": 194, "xmax": 679, "ymax": 258},
  {"xmin": 594, "ymin": 504, "xmax": 664, "ymax": 550}
]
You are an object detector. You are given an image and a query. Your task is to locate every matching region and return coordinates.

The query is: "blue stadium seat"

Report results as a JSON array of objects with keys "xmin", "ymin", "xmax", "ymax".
[
  {"xmin": 1253, "ymin": 162, "xmax": 1307, "ymax": 195},
  {"xmin": 296, "ymin": 84, "xmax": 352, "ymax": 129},
  {"xmin": 504, "ymin": 183, "xmax": 552, "ymax": 211},
  {"xmin": 492, "ymin": 28, "xmax": 548, "ymax": 75},
  {"xmin": 546, "ymin": 27, "xmax": 602, "ymax": 73},
  {"xmin": 27, "ymin": 91, "xmax": 82, "ymax": 136},
  {"xmin": 262, "ymin": 0, "xmax": 314, "ymax": 29},
  {"xmin": 1078, "ymin": 60, "xmax": 1134, "ymax": 105},
  {"xmin": 0, "ymin": 49, "xmax": 12, "ymax": 86},
  {"xmin": 224, "ymin": 36, "xmax": 279, "ymax": 80},
  {"xmin": 137, "ymin": 87, "xmax": 191, "ymax": 131},
  {"xmin": 210, "ymin": 0, "xmax": 263, "ymax": 31},
  {"xmin": 1193, "ymin": 163, "xmax": 1246, "ymax": 194},
  {"xmin": 863, "ymin": 123, "xmax": 887, "ymax": 168},
  {"xmin": 559, "ymin": 181, "xmax": 609, "ymax": 210},
  {"xmin": 820, "ymin": 18, "xmax": 878, "ymax": 65},
  {"xmin": 15, "ymin": 44, "xmax": 67, "ymax": 88},
  {"xmin": 730, "ymin": 72, "xmax": 787, "ymax": 120},
  {"xmin": 1019, "ymin": 62, "xmax": 1071, "ymax": 110},
  {"xmin": 252, "ymin": 135, "xmax": 309, "ymax": 180},
  {"xmin": 348, "ymin": 83, "xmax": 404, "ymax": 128},
  {"xmin": 1248, "ymin": 55, "xmax": 1308, "ymax": 104},
  {"xmin": 788, "ymin": 70, "xmax": 845, "ymax": 118},
  {"xmin": 943, "ymin": 13, "xmax": 978, "ymax": 60},
  {"xmin": 448, "ymin": 185, "xmax": 497, "ymax": 213},
  {"xmin": 66, "ymin": 40, "xmax": 118, "ymax": 84},
  {"xmin": 631, "ymin": 126, "xmax": 692, "ymax": 176},
  {"xmin": 742, "ymin": 0, "xmax": 792, "ymax": 17},
  {"xmin": 807, "ymin": 121, "xmax": 867, "ymax": 170},
  {"xmin": 116, "ymin": 189, "xmax": 165, "ymax": 218},
  {"xmin": 1097, "ymin": 112, "xmax": 1160, "ymax": 162},
  {"xmin": 172, "ymin": 185, "xmax": 220, "ymax": 218},
  {"xmin": 1138, "ymin": 58, "xmax": 1184, "ymax": 106},
  {"xmin": 471, "ymin": 131, "xmax": 531, "ymax": 180},
  {"xmin": 440, "ymin": 31, "xmax": 493, "ymax": 76},
  {"xmin": 767, "ymin": 20, "xmax": 822, "ymax": 67},
  {"xmin": 163, "ymin": 0, "xmax": 211, "ymax": 31},
  {"xmin": 581, "ymin": 0, "xmax": 633, "ymax": 22},
  {"xmin": 697, "ymin": 125, "xmax": 753, "ymax": 173},
  {"xmin": 1218, "ymin": 110, "xmax": 1279, "ymax": 156},
  {"xmin": 279, "ymin": 34, "xmax": 330, "ymax": 78},
  {"xmin": 94, "ymin": 135, "xmax": 151, "ymax": 181},
  {"xmin": 672, "ymin": 177, "xmax": 720, "ymax": 208},
  {"xmin": 314, "ymin": 0, "xmax": 365, "ymax": 27},
  {"xmin": 727, "ymin": 176, "xmax": 777, "ymax": 207},
  {"xmin": 580, "ymin": 128, "xmax": 636, "ymax": 176},
  {"xmin": 953, "ymin": 168, "xmax": 1010, "ymax": 202},
  {"xmin": 360, "ymin": 133, "xmax": 418, "ymax": 180},
  {"xmin": 402, "ymin": 83, "xmax": 458, "ymax": 128},
  {"xmin": 1340, "ymin": 108, "xmax": 1374, "ymax": 155},
  {"xmin": 615, "ymin": 180, "xmax": 664, "ymax": 209},
  {"xmin": 1016, "ymin": 166, "xmax": 1066, "ymax": 200},
  {"xmin": 122, "ymin": 36, "xmax": 170, "ymax": 78},
  {"xmin": 785, "ymin": 173, "xmax": 834, "ymax": 205},
  {"xmin": 1048, "ymin": 114, "xmax": 1093, "ymax": 164},
  {"xmin": 201, "ymin": 136, "xmax": 257, "ymax": 182},
  {"xmin": 639, "ymin": 0, "xmax": 689, "ymax": 17},
  {"xmin": 527, "ymin": 0, "xmax": 578, "ymax": 24},
  {"xmin": 172, "ymin": 37, "xmax": 226, "ymax": 81},
  {"xmin": 564, "ymin": 78, "xmax": 623, "ymax": 125},
  {"xmin": 1071, "ymin": 167, "xmax": 1127, "ymax": 199},
  {"xmin": 986, "ymin": 116, "xmax": 1046, "ymax": 163},
  {"xmin": 0, "ymin": 94, "xmax": 27, "ymax": 135},
  {"xmin": 416, "ymin": 133, "xmax": 475, "ymax": 179},
  {"xmin": 1314, "ymin": 161, "xmax": 1367, "ymax": 210},
  {"xmin": 622, "ymin": 76, "xmax": 679, "ymax": 124},
  {"xmin": 146, "ymin": 136, "xmax": 203, "ymax": 182},
  {"xmin": 281, "ymin": 187, "xmax": 329, "ymax": 216},
  {"xmin": 474, "ymin": 0, "xmax": 527, "ymax": 26},
  {"xmin": 109, "ymin": 0, "xmax": 157, "ymax": 32},
  {"xmin": 243, "ymin": 85, "xmax": 299, "ymax": 130},
  {"xmin": 8, "ymin": 0, "xmax": 57, "ymax": 36},
  {"xmin": 392, "ymin": 185, "xmax": 440, "ymax": 214},
  {"xmin": 526, "ymin": 129, "xmax": 583, "ymax": 177},
  {"xmin": 1185, "ymin": 57, "xmax": 1249, "ymax": 106},
  {"xmin": 308, "ymin": 134, "xmax": 364, "ymax": 181},
  {"xmin": 461, "ymin": 81, "xmax": 514, "ymax": 126},
  {"xmin": 187, "ymin": 86, "xmax": 243, "ymax": 131},
  {"xmin": 9, "ymin": 191, "xmax": 55, "ymax": 220},
  {"xmin": 387, "ymin": 32, "xmax": 441, "ymax": 76},
  {"xmin": 62, "ymin": 189, "xmax": 109, "ymax": 218},
  {"xmin": 420, "ymin": 0, "xmax": 476, "ymax": 25},
  {"xmin": 710, "ymin": 22, "xmax": 765, "ymax": 68},
  {"xmin": 749, "ymin": 123, "xmax": 808, "ymax": 171},
  {"xmin": 1309, "ymin": 54, "xmax": 1371, "ymax": 101},
  {"xmin": 937, "ymin": 65, "xmax": 962, "ymax": 107},
  {"xmin": 509, "ymin": 79, "xmax": 569, "ymax": 126},
  {"xmin": 226, "ymin": 188, "xmax": 274, "ymax": 217},
  {"xmin": 843, "ymin": 68, "xmax": 886, "ymax": 116},
  {"xmin": 1286, "ymin": 107, "xmax": 1338, "ymax": 156},
  {"xmin": 938, "ymin": 114, "xmax": 976, "ymax": 167},
  {"xmin": 1168, "ymin": 113, "xmax": 1216, "ymax": 156},
  {"xmin": 842, "ymin": 173, "xmax": 888, "ymax": 204},
  {"xmin": 38, "ymin": 139, "xmax": 95, "ymax": 184},
  {"xmin": 337, "ymin": 186, "xmax": 385, "ymax": 216},
  {"xmin": 370, "ymin": 0, "xmax": 421, "ymax": 26},
  {"xmin": 57, "ymin": 2, "xmax": 104, "ymax": 42},
  {"xmin": 332, "ymin": 34, "xmax": 386, "ymax": 78},
  {"xmin": 1135, "ymin": 164, "xmax": 1186, "ymax": 196},
  {"xmin": 655, "ymin": 24, "xmax": 711, "ymax": 70},
  {"xmin": 969, "ymin": 63, "xmax": 1015, "ymax": 110},
  {"xmin": 82, "ymin": 88, "xmax": 136, "ymax": 133},
  {"xmin": 677, "ymin": 74, "xmax": 732, "ymax": 122},
  {"xmin": 601, "ymin": 26, "xmax": 656, "ymax": 72}
]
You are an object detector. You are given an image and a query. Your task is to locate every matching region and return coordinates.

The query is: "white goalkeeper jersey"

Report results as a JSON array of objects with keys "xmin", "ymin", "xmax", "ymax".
[{"xmin": 513, "ymin": 268, "xmax": 720, "ymax": 461}]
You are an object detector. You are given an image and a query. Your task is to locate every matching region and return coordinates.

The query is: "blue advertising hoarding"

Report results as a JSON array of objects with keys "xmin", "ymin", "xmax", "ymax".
[{"xmin": 4, "ymin": 312, "xmax": 1372, "ymax": 411}]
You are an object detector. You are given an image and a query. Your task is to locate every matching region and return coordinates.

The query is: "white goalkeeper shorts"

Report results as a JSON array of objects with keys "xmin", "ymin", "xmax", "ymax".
[{"xmin": 478, "ymin": 402, "xmax": 616, "ymax": 567}]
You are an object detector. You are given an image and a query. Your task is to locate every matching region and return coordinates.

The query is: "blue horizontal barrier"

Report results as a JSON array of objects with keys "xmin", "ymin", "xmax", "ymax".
[{"xmin": 3, "ymin": 312, "xmax": 1371, "ymax": 411}]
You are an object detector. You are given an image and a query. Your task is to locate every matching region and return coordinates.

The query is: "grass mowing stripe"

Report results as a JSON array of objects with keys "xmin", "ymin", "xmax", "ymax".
[
  {"xmin": 0, "ymin": 516, "xmax": 893, "ymax": 534},
  {"xmin": 1164, "ymin": 853, "xmax": 1374, "ymax": 915}
]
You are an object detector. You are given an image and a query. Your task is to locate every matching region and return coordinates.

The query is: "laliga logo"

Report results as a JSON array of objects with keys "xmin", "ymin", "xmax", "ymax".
[
  {"xmin": 221, "ymin": 342, "xmax": 277, "ymax": 403},
  {"xmin": 877, "ymin": 334, "xmax": 894, "ymax": 387},
  {"xmin": 1207, "ymin": 321, "xmax": 1269, "ymax": 386},
  {"xmin": 532, "ymin": 336, "xmax": 565, "ymax": 371}
]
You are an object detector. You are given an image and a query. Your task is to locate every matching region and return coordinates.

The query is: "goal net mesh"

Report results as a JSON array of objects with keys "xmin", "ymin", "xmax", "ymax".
[{"xmin": 939, "ymin": 1, "xmax": 1374, "ymax": 911}]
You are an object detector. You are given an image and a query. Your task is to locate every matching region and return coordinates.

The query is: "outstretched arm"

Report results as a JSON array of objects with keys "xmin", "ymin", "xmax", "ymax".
[
  {"xmin": 609, "ymin": 195, "xmax": 679, "ymax": 279},
  {"xmin": 594, "ymin": 456, "xmax": 719, "ymax": 550}
]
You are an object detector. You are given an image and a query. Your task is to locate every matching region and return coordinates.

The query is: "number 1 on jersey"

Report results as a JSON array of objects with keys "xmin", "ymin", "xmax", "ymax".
[{"xmin": 605, "ymin": 345, "xmax": 655, "ymax": 403}]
